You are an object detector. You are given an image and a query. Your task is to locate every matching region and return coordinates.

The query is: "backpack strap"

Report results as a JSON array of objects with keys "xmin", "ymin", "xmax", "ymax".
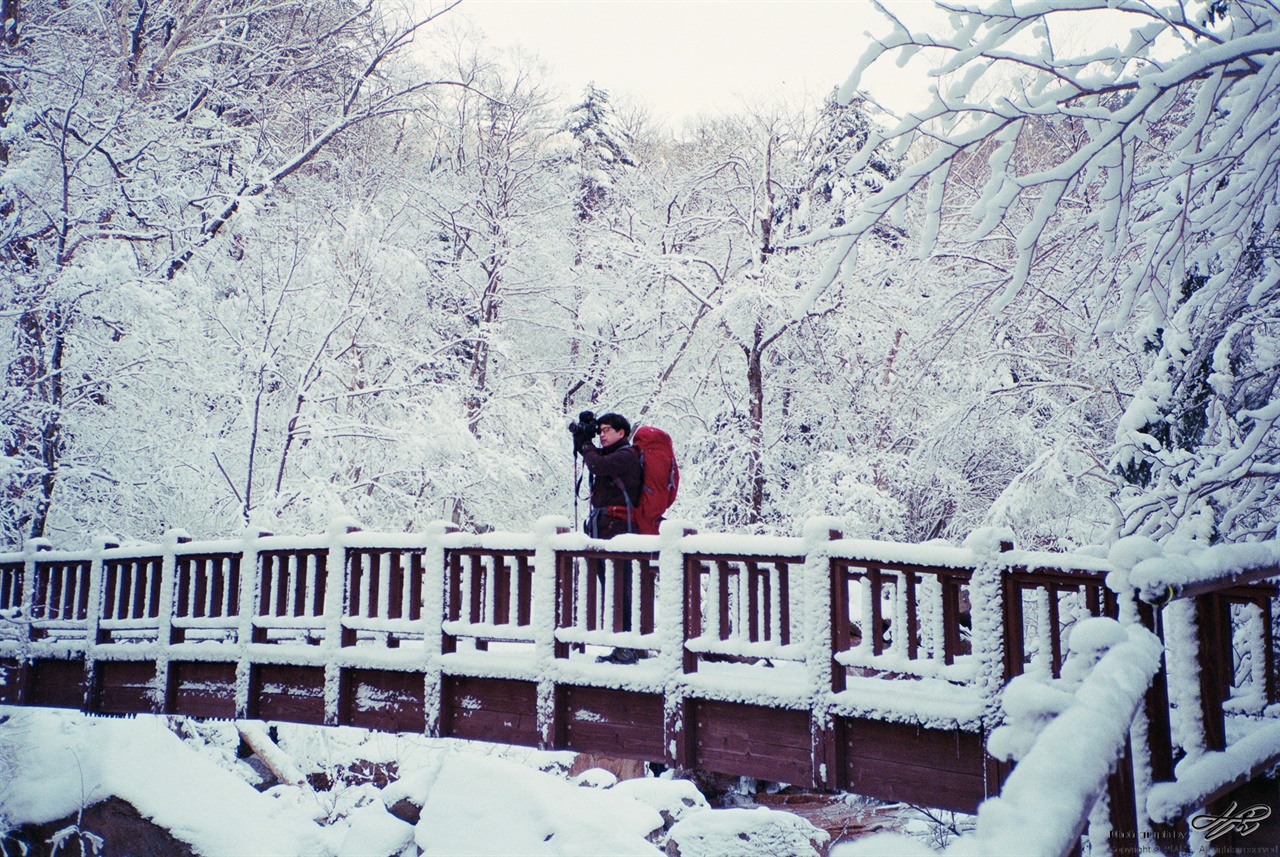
[{"xmin": 611, "ymin": 474, "xmax": 634, "ymax": 531}]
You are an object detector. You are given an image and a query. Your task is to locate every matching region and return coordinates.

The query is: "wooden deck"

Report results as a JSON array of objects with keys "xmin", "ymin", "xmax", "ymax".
[{"xmin": 1, "ymin": 519, "xmax": 1276, "ymax": 852}]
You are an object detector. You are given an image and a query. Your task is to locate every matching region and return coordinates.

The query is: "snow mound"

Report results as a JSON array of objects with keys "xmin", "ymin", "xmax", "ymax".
[
  {"xmin": 610, "ymin": 776, "xmax": 710, "ymax": 827},
  {"xmin": 0, "ymin": 707, "xmax": 330, "ymax": 856},
  {"xmin": 666, "ymin": 805, "xmax": 829, "ymax": 856},
  {"xmin": 415, "ymin": 753, "xmax": 664, "ymax": 855}
]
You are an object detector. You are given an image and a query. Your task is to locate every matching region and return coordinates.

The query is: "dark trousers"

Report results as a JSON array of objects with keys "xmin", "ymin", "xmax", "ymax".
[{"xmin": 586, "ymin": 508, "xmax": 633, "ymax": 632}]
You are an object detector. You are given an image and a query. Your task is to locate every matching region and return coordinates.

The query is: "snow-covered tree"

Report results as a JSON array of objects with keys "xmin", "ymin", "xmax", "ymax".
[
  {"xmin": 0, "ymin": 0, "xmax": 462, "ymax": 546},
  {"xmin": 812, "ymin": 0, "xmax": 1280, "ymax": 544},
  {"xmin": 560, "ymin": 83, "xmax": 637, "ymax": 221}
]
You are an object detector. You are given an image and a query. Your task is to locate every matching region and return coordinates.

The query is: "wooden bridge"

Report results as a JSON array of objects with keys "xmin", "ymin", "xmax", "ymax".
[{"xmin": 1, "ymin": 516, "xmax": 1278, "ymax": 855}]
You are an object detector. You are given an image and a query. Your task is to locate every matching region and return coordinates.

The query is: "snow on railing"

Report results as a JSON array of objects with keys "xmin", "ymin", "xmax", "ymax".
[
  {"xmin": 838, "ymin": 618, "xmax": 1164, "ymax": 857},
  {"xmin": 831, "ymin": 538, "xmax": 1280, "ymax": 857},
  {"xmin": 1112, "ymin": 537, "xmax": 1280, "ymax": 835},
  {"xmin": 0, "ymin": 521, "xmax": 1132, "ymax": 714}
]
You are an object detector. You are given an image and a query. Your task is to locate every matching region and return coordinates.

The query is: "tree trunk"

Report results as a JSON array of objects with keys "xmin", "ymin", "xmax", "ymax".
[
  {"xmin": 21, "ymin": 299, "xmax": 65, "ymax": 540},
  {"xmin": 746, "ymin": 322, "xmax": 766, "ymax": 524}
]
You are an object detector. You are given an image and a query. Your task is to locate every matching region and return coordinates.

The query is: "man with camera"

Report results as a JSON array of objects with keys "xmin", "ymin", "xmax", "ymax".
[
  {"xmin": 569, "ymin": 411, "xmax": 644, "ymax": 663},
  {"xmin": 569, "ymin": 411, "xmax": 644, "ymax": 539}
]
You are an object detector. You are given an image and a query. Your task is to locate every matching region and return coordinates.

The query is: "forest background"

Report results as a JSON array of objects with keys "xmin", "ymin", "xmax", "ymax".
[{"xmin": 3, "ymin": 0, "xmax": 1278, "ymax": 553}]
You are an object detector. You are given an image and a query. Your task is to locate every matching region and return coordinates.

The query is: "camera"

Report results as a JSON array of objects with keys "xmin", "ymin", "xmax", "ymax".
[{"xmin": 568, "ymin": 410, "xmax": 598, "ymax": 446}]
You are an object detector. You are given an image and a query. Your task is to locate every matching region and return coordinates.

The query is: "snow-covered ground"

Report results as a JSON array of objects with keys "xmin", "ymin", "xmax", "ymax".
[{"xmin": 0, "ymin": 705, "xmax": 866, "ymax": 856}]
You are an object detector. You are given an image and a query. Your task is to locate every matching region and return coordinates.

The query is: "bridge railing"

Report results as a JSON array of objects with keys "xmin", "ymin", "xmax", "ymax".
[
  {"xmin": 445, "ymin": 544, "xmax": 537, "ymax": 652},
  {"xmin": 253, "ymin": 539, "xmax": 329, "ymax": 645},
  {"xmin": 1001, "ymin": 561, "xmax": 1118, "ymax": 681},
  {"xmin": 4, "ymin": 519, "xmax": 1277, "ymax": 854},
  {"xmin": 0, "ymin": 522, "xmax": 1142, "ymax": 695},
  {"xmin": 171, "ymin": 548, "xmax": 241, "ymax": 644},
  {"xmin": 681, "ymin": 539, "xmax": 807, "ymax": 673},
  {"xmin": 555, "ymin": 546, "xmax": 660, "ymax": 657},
  {"xmin": 1125, "ymin": 544, "xmax": 1280, "ymax": 841},
  {"xmin": 829, "ymin": 543, "xmax": 977, "ymax": 689}
]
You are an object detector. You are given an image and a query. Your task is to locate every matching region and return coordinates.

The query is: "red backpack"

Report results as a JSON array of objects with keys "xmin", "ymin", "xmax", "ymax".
[{"xmin": 629, "ymin": 426, "xmax": 680, "ymax": 535}]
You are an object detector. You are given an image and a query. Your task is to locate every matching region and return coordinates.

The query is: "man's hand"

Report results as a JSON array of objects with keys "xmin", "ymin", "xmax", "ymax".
[{"xmin": 570, "ymin": 424, "xmax": 594, "ymax": 454}]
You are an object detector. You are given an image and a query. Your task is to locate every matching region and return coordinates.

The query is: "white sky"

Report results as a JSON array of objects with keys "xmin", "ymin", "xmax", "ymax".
[{"xmin": 450, "ymin": 0, "xmax": 926, "ymax": 125}]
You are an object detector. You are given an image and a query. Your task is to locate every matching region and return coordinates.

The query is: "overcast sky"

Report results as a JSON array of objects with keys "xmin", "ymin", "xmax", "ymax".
[{"xmin": 450, "ymin": 0, "xmax": 927, "ymax": 125}]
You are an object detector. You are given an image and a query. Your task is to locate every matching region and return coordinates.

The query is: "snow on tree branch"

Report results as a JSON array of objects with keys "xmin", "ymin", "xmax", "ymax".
[{"xmin": 796, "ymin": 0, "xmax": 1280, "ymax": 543}]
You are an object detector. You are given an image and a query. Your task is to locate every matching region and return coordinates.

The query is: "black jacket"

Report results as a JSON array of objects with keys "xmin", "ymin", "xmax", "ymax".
[{"xmin": 580, "ymin": 437, "xmax": 643, "ymax": 513}]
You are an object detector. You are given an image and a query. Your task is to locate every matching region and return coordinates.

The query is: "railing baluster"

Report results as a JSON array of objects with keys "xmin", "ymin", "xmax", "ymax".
[
  {"xmin": 486, "ymin": 555, "xmax": 498, "ymax": 626},
  {"xmin": 410, "ymin": 552, "xmax": 424, "ymax": 623},
  {"xmin": 778, "ymin": 561, "xmax": 791, "ymax": 646},
  {"xmin": 905, "ymin": 571, "xmax": 918, "ymax": 660},
  {"xmin": 307, "ymin": 553, "xmax": 321, "ymax": 619},
  {"xmin": 639, "ymin": 557, "xmax": 655, "ymax": 634},
  {"xmin": 585, "ymin": 557, "xmax": 597, "ymax": 632},
  {"xmin": 869, "ymin": 565, "xmax": 885, "ymax": 656},
  {"xmin": 1048, "ymin": 584, "xmax": 1063, "ymax": 678},
  {"xmin": 371, "ymin": 551, "xmax": 384, "ymax": 619},
  {"xmin": 713, "ymin": 560, "xmax": 729, "ymax": 641},
  {"xmin": 130, "ymin": 561, "xmax": 146, "ymax": 619}
]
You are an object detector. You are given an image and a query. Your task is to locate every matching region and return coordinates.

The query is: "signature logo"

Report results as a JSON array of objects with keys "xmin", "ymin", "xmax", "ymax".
[{"xmin": 1190, "ymin": 802, "xmax": 1272, "ymax": 841}]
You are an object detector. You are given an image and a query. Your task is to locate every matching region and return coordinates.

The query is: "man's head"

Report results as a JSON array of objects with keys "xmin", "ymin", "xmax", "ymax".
[{"xmin": 597, "ymin": 413, "xmax": 631, "ymax": 445}]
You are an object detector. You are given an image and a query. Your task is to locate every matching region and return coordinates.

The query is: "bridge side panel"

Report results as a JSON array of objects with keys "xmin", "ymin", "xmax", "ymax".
[
  {"xmin": 554, "ymin": 685, "xmax": 664, "ymax": 762},
  {"xmin": 0, "ymin": 659, "xmax": 26, "ymax": 704},
  {"xmin": 92, "ymin": 661, "xmax": 158, "ymax": 715},
  {"xmin": 691, "ymin": 700, "xmax": 811, "ymax": 785},
  {"xmin": 167, "ymin": 661, "xmax": 238, "ymax": 719},
  {"xmin": 27, "ymin": 659, "xmax": 88, "ymax": 710},
  {"xmin": 250, "ymin": 665, "xmax": 326, "ymax": 725},
  {"xmin": 441, "ymin": 676, "xmax": 539, "ymax": 747},
  {"xmin": 339, "ymin": 668, "xmax": 426, "ymax": 734},
  {"xmin": 841, "ymin": 717, "xmax": 986, "ymax": 813}
]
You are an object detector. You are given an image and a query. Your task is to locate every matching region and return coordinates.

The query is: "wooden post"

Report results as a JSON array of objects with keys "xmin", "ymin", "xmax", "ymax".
[
  {"xmin": 830, "ymin": 560, "xmax": 849, "ymax": 693},
  {"xmin": 1259, "ymin": 597, "xmax": 1276, "ymax": 706},
  {"xmin": 683, "ymin": 558, "xmax": 703, "ymax": 674},
  {"xmin": 236, "ymin": 528, "xmax": 271, "ymax": 719},
  {"xmin": 1106, "ymin": 735, "xmax": 1140, "ymax": 853},
  {"xmin": 423, "ymin": 520, "xmax": 457, "ymax": 738},
  {"xmin": 155, "ymin": 531, "xmax": 186, "ymax": 711},
  {"xmin": 537, "ymin": 521, "xmax": 571, "ymax": 750},
  {"xmin": 869, "ymin": 564, "xmax": 885, "ymax": 656},
  {"xmin": 664, "ymin": 527, "xmax": 697, "ymax": 768},
  {"xmin": 810, "ymin": 526, "xmax": 841, "ymax": 789},
  {"xmin": 1002, "ymin": 576, "xmax": 1025, "ymax": 681},
  {"xmin": 1137, "ymin": 600, "xmax": 1182, "ymax": 854},
  {"xmin": 1194, "ymin": 593, "xmax": 1231, "ymax": 752}
]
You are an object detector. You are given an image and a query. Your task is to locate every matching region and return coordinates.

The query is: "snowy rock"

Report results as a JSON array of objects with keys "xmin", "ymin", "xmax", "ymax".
[
  {"xmin": 380, "ymin": 756, "xmax": 444, "ymax": 825},
  {"xmin": 415, "ymin": 754, "xmax": 663, "ymax": 855},
  {"xmin": 829, "ymin": 830, "xmax": 936, "ymax": 856},
  {"xmin": 338, "ymin": 803, "xmax": 415, "ymax": 857},
  {"xmin": 384, "ymin": 795, "xmax": 422, "ymax": 826},
  {"xmin": 568, "ymin": 752, "xmax": 646, "ymax": 782},
  {"xmin": 4, "ymin": 795, "xmax": 196, "ymax": 857},
  {"xmin": 1, "ymin": 707, "xmax": 330, "ymax": 856},
  {"xmin": 610, "ymin": 777, "xmax": 710, "ymax": 829},
  {"xmin": 665, "ymin": 806, "xmax": 829, "ymax": 857},
  {"xmin": 574, "ymin": 766, "xmax": 620, "ymax": 788}
]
